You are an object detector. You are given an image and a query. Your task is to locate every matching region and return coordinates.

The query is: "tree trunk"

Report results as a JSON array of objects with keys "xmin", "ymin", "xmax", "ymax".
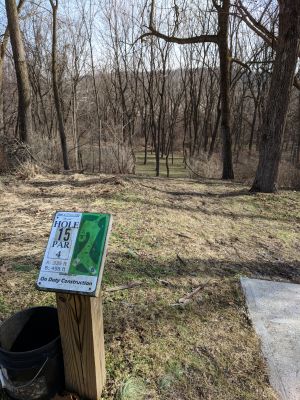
[
  {"xmin": 0, "ymin": 31, "xmax": 7, "ymax": 132},
  {"xmin": 89, "ymin": 38, "xmax": 102, "ymax": 172},
  {"xmin": 50, "ymin": 0, "xmax": 69, "ymax": 170},
  {"xmin": 72, "ymin": 83, "xmax": 80, "ymax": 170},
  {"xmin": 218, "ymin": 0, "xmax": 234, "ymax": 179},
  {"xmin": 251, "ymin": 0, "xmax": 300, "ymax": 192},
  {"xmin": 296, "ymin": 91, "xmax": 300, "ymax": 165},
  {"xmin": 5, "ymin": 0, "xmax": 32, "ymax": 143},
  {"xmin": 208, "ymin": 95, "xmax": 221, "ymax": 159},
  {"xmin": 0, "ymin": 60, "xmax": 4, "ymax": 132},
  {"xmin": 248, "ymin": 101, "xmax": 258, "ymax": 156}
]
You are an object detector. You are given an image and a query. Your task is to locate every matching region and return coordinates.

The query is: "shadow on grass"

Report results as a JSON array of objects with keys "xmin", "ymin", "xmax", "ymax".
[
  {"xmin": 103, "ymin": 254, "xmax": 300, "ymax": 285},
  {"xmin": 130, "ymin": 174, "xmax": 239, "ymax": 186},
  {"xmin": 28, "ymin": 176, "xmax": 125, "ymax": 188},
  {"xmin": 2, "ymin": 253, "xmax": 296, "ymax": 399},
  {"xmin": 6, "ymin": 251, "xmax": 299, "ymax": 283},
  {"xmin": 102, "ymin": 191, "xmax": 299, "ymax": 224},
  {"xmin": 101, "ymin": 254, "xmax": 291, "ymax": 400},
  {"xmin": 166, "ymin": 189, "xmax": 252, "ymax": 198}
]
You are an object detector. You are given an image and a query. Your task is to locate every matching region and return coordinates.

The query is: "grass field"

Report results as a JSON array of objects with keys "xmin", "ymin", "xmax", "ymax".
[
  {"xmin": 135, "ymin": 152, "xmax": 187, "ymax": 178},
  {"xmin": 0, "ymin": 171, "xmax": 299, "ymax": 399}
]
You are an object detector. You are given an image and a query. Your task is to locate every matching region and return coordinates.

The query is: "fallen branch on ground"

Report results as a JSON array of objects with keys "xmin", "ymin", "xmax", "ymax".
[
  {"xmin": 105, "ymin": 281, "xmax": 143, "ymax": 292},
  {"xmin": 157, "ymin": 279, "xmax": 174, "ymax": 287},
  {"xmin": 176, "ymin": 254, "xmax": 187, "ymax": 266},
  {"xmin": 177, "ymin": 233, "xmax": 193, "ymax": 239},
  {"xmin": 172, "ymin": 284, "xmax": 205, "ymax": 306}
]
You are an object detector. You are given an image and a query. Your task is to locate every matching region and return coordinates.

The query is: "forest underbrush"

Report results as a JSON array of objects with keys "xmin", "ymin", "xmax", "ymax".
[{"xmin": 188, "ymin": 151, "xmax": 300, "ymax": 189}]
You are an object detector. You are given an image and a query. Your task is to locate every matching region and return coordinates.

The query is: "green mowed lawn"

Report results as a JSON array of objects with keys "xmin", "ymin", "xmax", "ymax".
[{"xmin": 135, "ymin": 152, "xmax": 187, "ymax": 178}]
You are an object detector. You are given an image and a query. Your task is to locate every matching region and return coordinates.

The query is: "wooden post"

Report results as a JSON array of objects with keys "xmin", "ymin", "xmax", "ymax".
[
  {"xmin": 37, "ymin": 212, "xmax": 112, "ymax": 399},
  {"xmin": 56, "ymin": 292, "xmax": 105, "ymax": 400}
]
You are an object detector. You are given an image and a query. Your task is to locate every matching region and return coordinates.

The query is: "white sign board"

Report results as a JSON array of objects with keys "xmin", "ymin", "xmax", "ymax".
[{"xmin": 37, "ymin": 211, "xmax": 112, "ymax": 296}]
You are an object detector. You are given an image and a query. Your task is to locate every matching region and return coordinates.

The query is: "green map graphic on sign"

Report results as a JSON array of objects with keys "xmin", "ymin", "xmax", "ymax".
[{"xmin": 69, "ymin": 213, "xmax": 110, "ymax": 276}]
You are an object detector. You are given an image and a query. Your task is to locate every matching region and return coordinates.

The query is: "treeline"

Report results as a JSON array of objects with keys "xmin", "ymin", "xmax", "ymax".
[{"xmin": 0, "ymin": 0, "xmax": 300, "ymax": 192}]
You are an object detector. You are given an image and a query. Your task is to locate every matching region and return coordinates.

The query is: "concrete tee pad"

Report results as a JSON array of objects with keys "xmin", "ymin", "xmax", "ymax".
[{"xmin": 241, "ymin": 278, "xmax": 300, "ymax": 400}]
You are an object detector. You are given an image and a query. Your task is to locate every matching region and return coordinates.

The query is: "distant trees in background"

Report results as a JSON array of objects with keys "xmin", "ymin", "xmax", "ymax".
[{"xmin": 0, "ymin": 0, "xmax": 299, "ymax": 192}]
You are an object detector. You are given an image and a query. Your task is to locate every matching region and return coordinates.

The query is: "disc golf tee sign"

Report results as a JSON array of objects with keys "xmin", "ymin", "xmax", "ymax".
[{"xmin": 37, "ymin": 211, "xmax": 112, "ymax": 296}]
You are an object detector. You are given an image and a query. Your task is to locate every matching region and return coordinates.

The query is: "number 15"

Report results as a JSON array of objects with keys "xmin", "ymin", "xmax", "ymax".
[{"xmin": 57, "ymin": 228, "xmax": 71, "ymax": 241}]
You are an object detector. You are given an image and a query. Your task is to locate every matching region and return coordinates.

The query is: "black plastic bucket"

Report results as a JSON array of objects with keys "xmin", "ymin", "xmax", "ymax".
[{"xmin": 0, "ymin": 307, "xmax": 64, "ymax": 400}]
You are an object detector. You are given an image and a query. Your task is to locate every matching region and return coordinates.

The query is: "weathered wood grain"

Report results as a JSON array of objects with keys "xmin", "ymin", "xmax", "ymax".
[{"xmin": 56, "ymin": 293, "xmax": 105, "ymax": 400}]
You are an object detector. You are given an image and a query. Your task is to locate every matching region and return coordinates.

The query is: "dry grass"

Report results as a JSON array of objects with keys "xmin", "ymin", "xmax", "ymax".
[
  {"xmin": 188, "ymin": 153, "xmax": 222, "ymax": 179},
  {"xmin": 81, "ymin": 142, "xmax": 135, "ymax": 174},
  {"xmin": 14, "ymin": 160, "xmax": 48, "ymax": 180},
  {"xmin": 278, "ymin": 160, "xmax": 300, "ymax": 189},
  {"xmin": 234, "ymin": 154, "xmax": 300, "ymax": 189},
  {"xmin": 0, "ymin": 171, "xmax": 299, "ymax": 399},
  {"xmin": 187, "ymin": 151, "xmax": 300, "ymax": 189}
]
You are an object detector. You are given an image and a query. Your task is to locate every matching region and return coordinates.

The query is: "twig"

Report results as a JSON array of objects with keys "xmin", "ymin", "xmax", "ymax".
[
  {"xmin": 177, "ymin": 233, "xmax": 193, "ymax": 239},
  {"xmin": 176, "ymin": 254, "xmax": 187, "ymax": 266},
  {"xmin": 172, "ymin": 284, "xmax": 205, "ymax": 306},
  {"xmin": 157, "ymin": 279, "xmax": 174, "ymax": 287},
  {"xmin": 184, "ymin": 159, "xmax": 204, "ymax": 178},
  {"xmin": 105, "ymin": 281, "xmax": 143, "ymax": 292},
  {"xmin": 178, "ymin": 285, "xmax": 204, "ymax": 303}
]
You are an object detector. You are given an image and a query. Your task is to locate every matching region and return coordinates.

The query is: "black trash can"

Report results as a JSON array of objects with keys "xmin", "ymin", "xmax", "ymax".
[{"xmin": 0, "ymin": 306, "xmax": 64, "ymax": 400}]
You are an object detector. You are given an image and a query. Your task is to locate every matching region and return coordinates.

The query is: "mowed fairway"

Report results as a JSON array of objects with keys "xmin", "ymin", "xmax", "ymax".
[
  {"xmin": 135, "ymin": 152, "xmax": 187, "ymax": 178},
  {"xmin": 0, "ymin": 172, "xmax": 299, "ymax": 399}
]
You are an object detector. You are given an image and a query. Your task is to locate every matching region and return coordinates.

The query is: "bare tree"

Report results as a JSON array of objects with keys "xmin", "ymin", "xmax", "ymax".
[
  {"xmin": 142, "ymin": 0, "xmax": 236, "ymax": 179},
  {"xmin": 1, "ymin": 0, "xmax": 299, "ymax": 186},
  {"xmin": 243, "ymin": 0, "xmax": 300, "ymax": 192},
  {"xmin": 0, "ymin": 25, "xmax": 9, "ymax": 133},
  {"xmin": 49, "ymin": 0, "xmax": 69, "ymax": 170},
  {"xmin": 5, "ymin": 0, "xmax": 32, "ymax": 142}
]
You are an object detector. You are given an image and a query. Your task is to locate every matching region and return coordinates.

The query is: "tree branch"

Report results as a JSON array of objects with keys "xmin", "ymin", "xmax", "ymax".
[
  {"xmin": 49, "ymin": 0, "xmax": 57, "ymax": 10},
  {"xmin": 212, "ymin": 0, "xmax": 221, "ymax": 12},
  {"xmin": 149, "ymin": 0, "xmax": 156, "ymax": 29},
  {"xmin": 237, "ymin": 0, "xmax": 276, "ymax": 49},
  {"xmin": 238, "ymin": 1, "xmax": 275, "ymax": 40},
  {"xmin": 0, "ymin": 0, "xmax": 26, "ymax": 61},
  {"xmin": 294, "ymin": 75, "xmax": 300, "ymax": 91},
  {"xmin": 140, "ymin": 26, "xmax": 218, "ymax": 45},
  {"xmin": 231, "ymin": 57, "xmax": 251, "ymax": 71}
]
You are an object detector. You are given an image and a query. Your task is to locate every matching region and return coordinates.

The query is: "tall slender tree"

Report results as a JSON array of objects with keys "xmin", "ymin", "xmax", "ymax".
[
  {"xmin": 49, "ymin": 0, "xmax": 69, "ymax": 170},
  {"xmin": 5, "ymin": 0, "xmax": 32, "ymax": 143}
]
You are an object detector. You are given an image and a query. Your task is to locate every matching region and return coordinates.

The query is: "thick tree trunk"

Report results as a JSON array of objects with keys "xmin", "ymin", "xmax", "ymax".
[
  {"xmin": 50, "ymin": 0, "xmax": 69, "ymax": 170},
  {"xmin": 218, "ymin": 0, "xmax": 234, "ymax": 179},
  {"xmin": 5, "ymin": 0, "xmax": 32, "ymax": 143},
  {"xmin": 251, "ymin": 0, "xmax": 300, "ymax": 192}
]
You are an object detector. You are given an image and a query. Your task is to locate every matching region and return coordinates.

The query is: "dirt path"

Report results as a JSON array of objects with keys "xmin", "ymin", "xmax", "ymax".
[{"xmin": 0, "ymin": 173, "xmax": 299, "ymax": 399}]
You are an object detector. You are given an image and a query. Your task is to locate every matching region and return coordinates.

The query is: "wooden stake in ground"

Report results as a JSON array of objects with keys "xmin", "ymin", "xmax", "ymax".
[{"xmin": 56, "ymin": 293, "xmax": 105, "ymax": 399}]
